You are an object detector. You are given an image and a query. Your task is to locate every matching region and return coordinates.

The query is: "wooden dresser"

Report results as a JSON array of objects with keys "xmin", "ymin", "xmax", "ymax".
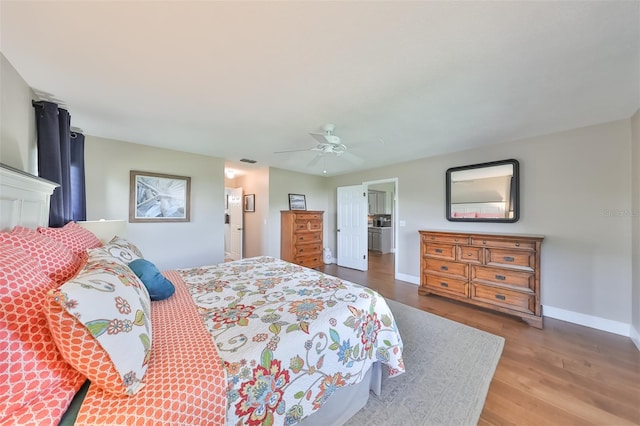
[
  {"xmin": 419, "ymin": 230, "xmax": 544, "ymax": 328},
  {"xmin": 281, "ymin": 211, "xmax": 324, "ymax": 269}
]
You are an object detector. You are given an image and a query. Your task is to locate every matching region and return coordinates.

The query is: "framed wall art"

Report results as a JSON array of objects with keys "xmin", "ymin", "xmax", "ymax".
[
  {"xmin": 129, "ymin": 170, "xmax": 191, "ymax": 222},
  {"xmin": 288, "ymin": 193, "xmax": 306, "ymax": 210},
  {"xmin": 244, "ymin": 194, "xmax": 255, "ymax": 212}
]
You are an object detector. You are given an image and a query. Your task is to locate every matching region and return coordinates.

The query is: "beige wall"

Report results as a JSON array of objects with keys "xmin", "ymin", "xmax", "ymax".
[
  {"xmin": 631, "ymin": 109, "xmax": 640, "ymax": 349},
  {"xmin": 237, "ymin": 167, "xmax": 270, "ymax": 258},
  {"xmin": 85, "ymin": 135, "xmax": 225, "ymax": 270},
  {"xmin": 0, "ymin": 53, "xmax": 36, "ymax": 173},
  {"xmin": 328, "ymin": 119, "xmax": 634, "ymax": 334}
]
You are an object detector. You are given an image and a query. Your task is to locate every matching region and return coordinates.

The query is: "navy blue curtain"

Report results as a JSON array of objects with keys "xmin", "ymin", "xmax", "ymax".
[{"xmin": 33, "ymin": 101, "xmax": 86, "ymax": 227}]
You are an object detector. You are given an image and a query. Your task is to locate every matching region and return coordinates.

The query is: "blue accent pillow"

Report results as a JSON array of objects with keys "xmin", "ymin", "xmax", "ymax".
[{"xmin": 128, "ymin": 259, "xmax": 175, "ymax": 301}]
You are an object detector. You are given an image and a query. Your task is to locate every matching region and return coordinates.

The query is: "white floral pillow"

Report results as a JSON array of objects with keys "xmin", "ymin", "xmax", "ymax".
[
  {"xmin": 48, "ymin": 257, "xmax": 152, "ymax": 395},
  {"xmin": 87, "ymin": 236, "xmax": 143, "ymax": 264}
]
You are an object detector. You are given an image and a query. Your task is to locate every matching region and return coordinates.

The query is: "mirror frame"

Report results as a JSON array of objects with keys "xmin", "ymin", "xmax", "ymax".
[{"xmin": 446, "ymin": 159, "xmax": 520, "ymax": 223}]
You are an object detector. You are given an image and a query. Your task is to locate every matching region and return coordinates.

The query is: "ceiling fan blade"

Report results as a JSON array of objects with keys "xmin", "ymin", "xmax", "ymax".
[
  {"xmin": 307, "ymin": 154, "xmax": 323, "ymax": 167},
  {"xmin": 339, "ymin": 151, "xmax": 365, "ymax": 165},
  {"xmin": 274, "ymin": 147, "xmax": 314, "ymax": 154},
  {"xmin": 309, "ymin": 132, "xmax": 328, "ymax": 144}
]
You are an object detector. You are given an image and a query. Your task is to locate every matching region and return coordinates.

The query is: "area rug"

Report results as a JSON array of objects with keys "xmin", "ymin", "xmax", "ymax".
[{"xmin": 345, "ymin": 299, "xmax": 505, "ymax": 426}]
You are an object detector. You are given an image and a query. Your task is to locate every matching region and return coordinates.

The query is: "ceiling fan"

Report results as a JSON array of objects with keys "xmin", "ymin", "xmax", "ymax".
[{"xmin": 274, "ymin": 124, "xmax": 383, "ymax": 168}]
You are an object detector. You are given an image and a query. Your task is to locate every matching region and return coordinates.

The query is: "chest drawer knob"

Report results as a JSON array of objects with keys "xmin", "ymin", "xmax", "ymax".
[
  {"xmin": 495, "ymin": 294, "xmax": 506, "ymax": 300},
  {"xmin": 440, "ymin": 282, "xmax": 449, "ymax": 287},
  {"xmin": 440, "ymin": 265, "xmax": 449, "ymax": 271},
  {"xmin": 503, "ymin": 256, "xmax": 515, "ymax": 262},
  {"xmin": 495, "ymin": 274, "xmax": 506, "ymax": 280},
  {"xmin": 435, "ymin": 248, "xmax": 443, "ymax": 253},
  {"xmin": 515, "ymin": 242, "xmax": 520, "ymax": 247},
  {"xmin": 482, "ymin": 240, "xmax": 487, "ymax": 244}
]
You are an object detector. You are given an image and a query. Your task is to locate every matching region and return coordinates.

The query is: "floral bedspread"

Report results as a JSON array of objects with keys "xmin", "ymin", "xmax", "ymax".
[{"xmin": 177, "ymin": 256, "xmax": 404, "ymax": 426}]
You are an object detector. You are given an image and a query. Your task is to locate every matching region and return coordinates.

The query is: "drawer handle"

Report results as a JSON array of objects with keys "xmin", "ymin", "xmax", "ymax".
[
  {"xmin": 440, "ymin": 282, "xmax": 449, "ymax": 287},
  {"xmin": 435, "ymin": 248, "xmax": 443, "ymax": 253},
  {"xmin": 482, "ymin": 240, "xmax": 487, "ymax": 244},
  {"xmin": 466, "ymin": 253, "xmax": 472, "ymax": 257},
  {"xmin": 495, "ymin": 294, "xmax": 506, "ymax": 300},
  {"xmin": 495, "ymin": 275, "xmax": 506, "ymax": 280},
  {"xmin": 503, "ymin": 256, "xmax": 515, "ymax": 262},
  {"xmin": 440, "ymin": 266, "xmax": 449, "ymax": 271},
  {"xmin": 515, "ymin": 242, "xmax": 520, "ymax": 247}
]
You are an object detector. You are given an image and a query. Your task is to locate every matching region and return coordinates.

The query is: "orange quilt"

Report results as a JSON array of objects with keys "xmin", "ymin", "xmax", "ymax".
[{"xmin": 74, "ymin": 271, "xmax": 226, "ymax": 425}]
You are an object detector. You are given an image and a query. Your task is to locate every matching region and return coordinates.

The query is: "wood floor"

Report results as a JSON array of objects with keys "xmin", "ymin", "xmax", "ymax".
[{"xmin": 319, "ymin": 252, "xmax": 640, "ymax": 426}]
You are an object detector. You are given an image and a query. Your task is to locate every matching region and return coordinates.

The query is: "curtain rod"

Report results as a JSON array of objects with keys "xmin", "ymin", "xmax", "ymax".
[{"xmin": 32, "ymin": 99, "xmax": 69, "ymax": 110}]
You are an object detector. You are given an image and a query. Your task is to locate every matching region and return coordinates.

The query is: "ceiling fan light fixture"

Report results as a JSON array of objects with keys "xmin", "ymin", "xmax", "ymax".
[{"xmin": 226, "ymin": 169, "xmax": 235, "ymax": 179}]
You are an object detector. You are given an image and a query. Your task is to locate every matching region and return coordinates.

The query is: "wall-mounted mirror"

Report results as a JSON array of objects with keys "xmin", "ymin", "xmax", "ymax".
[{"xmin": 446, "ymin": 159, "xmax": 519, "ymax": 223}]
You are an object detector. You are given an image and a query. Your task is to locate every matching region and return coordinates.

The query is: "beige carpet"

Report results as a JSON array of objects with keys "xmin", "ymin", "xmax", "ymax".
[{"xmin": 345, "ymin": 299, "xmax": 505, "ymax": 426}]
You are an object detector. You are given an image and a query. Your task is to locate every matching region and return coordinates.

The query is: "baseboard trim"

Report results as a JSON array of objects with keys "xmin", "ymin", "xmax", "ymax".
[
  {"xmin": 396, "ymin": 273, "xmax": 419, "ymax": 285},
  {"xmin": 543, "ymin": 305, "xmax": 631, "ymax": 337},
  {"xmin": 631, "ymin": 324, "xmax": 640, "ymax": 351}
]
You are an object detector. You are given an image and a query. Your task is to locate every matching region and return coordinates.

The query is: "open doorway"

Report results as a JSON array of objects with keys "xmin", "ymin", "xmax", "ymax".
[
  {"xmin": 364, "ymin": 178, "xmax": 398, "ymax": 278},
  {"xmin": 224, "ymin": 186, "xmax": 243, "ymax": 261}
]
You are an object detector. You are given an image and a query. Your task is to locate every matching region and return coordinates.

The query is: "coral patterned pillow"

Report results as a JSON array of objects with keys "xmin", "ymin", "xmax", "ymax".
[
  {"xmin": 38, "ymin": 221, "xmax": 102, "ymax": 260},
  {"xmin": 0, "ymin": 226, "xmax": 83, "ymax": 284},
  {"xmin": 47, "ymin": 257, "xmax": 152, "ymax": 396},
  {"xmin": 0, "ymin": 242, "xmax": 85, "ymax": 425}
]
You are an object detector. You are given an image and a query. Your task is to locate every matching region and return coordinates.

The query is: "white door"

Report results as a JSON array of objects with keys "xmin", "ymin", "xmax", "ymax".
[
  {"xmin": 337, "ymin": 185, "xmax": 368, "ymax": 271},
  {"xmin": 228, "ymin": 187, "xmax": 243, "ymax": 260}
]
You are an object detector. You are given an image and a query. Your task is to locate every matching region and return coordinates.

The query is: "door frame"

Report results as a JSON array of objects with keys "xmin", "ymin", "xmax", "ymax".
[{"xmin": 363, "ymin": 177, "xmax": 399, "ymax": 279}]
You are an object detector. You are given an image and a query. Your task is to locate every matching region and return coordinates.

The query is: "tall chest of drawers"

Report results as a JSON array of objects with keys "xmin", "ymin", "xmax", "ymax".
[
  {"xmin": 419, "ymin": 230, "xmax": 544, "ymax": 328},
  {"xmin": 281, "ymin": 211, "xmax": 324, "ymax": 269}
]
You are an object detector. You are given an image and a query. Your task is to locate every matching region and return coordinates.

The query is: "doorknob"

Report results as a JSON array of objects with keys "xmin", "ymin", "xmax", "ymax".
[{"xmin": 337, "ymin": 229, "xmax": 340, "ymax": 232}]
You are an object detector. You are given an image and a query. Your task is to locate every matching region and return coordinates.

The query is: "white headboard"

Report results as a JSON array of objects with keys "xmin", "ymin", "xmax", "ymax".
[{"xmin": 0, "ymin": 163, "xmax": 58, "ymax": 231}]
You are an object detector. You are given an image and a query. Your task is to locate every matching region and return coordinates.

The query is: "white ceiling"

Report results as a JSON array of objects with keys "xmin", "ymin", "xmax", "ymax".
[{"xmin": 1, "ymin": 1, "xmax": 638, "ymax": 176}]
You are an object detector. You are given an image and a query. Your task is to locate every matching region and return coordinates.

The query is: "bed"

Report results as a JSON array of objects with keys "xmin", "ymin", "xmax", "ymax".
[{"xmin": 0, "ymin": 163, "xmax": 405, "ymax": 425}]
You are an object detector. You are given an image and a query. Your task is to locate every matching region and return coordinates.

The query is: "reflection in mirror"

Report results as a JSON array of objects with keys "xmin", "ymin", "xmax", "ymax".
[{"xmin": 446, "ymin": 159, "xmax": 519, "ymax": 222}]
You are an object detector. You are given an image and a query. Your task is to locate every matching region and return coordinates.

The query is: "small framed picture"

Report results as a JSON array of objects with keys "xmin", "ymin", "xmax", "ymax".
[
  {"xmin": 244, "ymin": 194, "xmax": 255, "ymax": 212},
  {"xmin": 288, "ymin": 193, "xmax": 306, "ymax": 210}
]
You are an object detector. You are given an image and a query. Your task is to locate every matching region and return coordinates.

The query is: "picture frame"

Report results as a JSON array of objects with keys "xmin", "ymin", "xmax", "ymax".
[
  {"xmin": 244, "ymin": 194, "xmax": 255, "ymax": 212},
  {"xmin": 129, "ymin": 170, "xmax": 190, "ymax": 222},
  {"xmin": 288, "ymin": 193, "xmax": 307, "ymax": 210}
]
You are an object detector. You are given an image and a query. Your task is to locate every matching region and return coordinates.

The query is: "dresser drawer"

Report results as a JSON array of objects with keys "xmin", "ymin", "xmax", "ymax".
[
  {"xmin": 294, "ymin": 220, "xmax": 323, "ymax": 232},
  {"xmin": 471, "ymin": 266, "xmax": 534, "ymax": 291},
  {"xmin": 424, "ymin": 243, "xmax": 456, "ymax": 261},
  {"xmin": 471, "ymin": 283, "xmax": 535, "ymax": 314},
  {"xmin": 485, "ymin": 248, "xmax": 535, "ymax": 271},
  {"xmin": 295, "ymin": 254, "xmax": 323, "ymax": 268},
  {"xmin": 471, "ymin": 237, "xmax": 536, "ymax": 250},
  {"xmin": 424, "ymin": 274, "xmax": 468, "ymax": 297},
  {"xmin": 295, "ymin": 232, "xmax": 322, "ymax": 244},
  {"xmin": 425, "ymin": 258, "xmax": 468, "ymax": 279},
  {"xmin": 457, "ymin": 245, "xmax": 483, "ymax": 264},
  {"xmin": 295, "ymin": 212, "xmax": 323, "ymax": 221},
  {"xmin": 295, "ymin": 242, "xmax": 322, "ymax": 256},
  {"xmin": 422, "ymin": 233, "xmax": 470, "ymax": 245}
]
